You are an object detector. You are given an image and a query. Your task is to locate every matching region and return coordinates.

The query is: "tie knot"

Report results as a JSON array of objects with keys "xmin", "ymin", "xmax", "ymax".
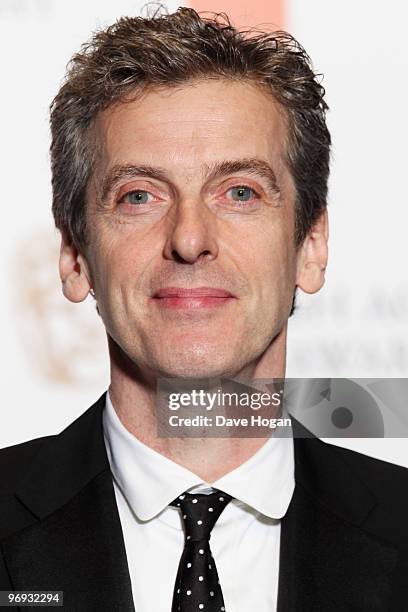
[{"xmin": 170, "ymin": 490, "xmax": 232, "ymax": 542}]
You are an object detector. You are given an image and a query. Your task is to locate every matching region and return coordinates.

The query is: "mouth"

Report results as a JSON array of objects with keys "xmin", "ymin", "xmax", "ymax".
[{"xmin": 151, "ymin": 286, "xmax": 236, "ymax": 309}]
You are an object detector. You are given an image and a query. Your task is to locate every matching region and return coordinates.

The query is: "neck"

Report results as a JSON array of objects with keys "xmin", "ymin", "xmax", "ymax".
[{"xmin": 108, "ymin": 327, "xmax": 287, "ymax": 482}]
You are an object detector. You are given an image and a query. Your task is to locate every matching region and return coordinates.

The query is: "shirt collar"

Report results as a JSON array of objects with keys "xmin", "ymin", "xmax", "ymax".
[{"xmin": 103, "ymin": 390, "xmax": 295, "ymax": 521}]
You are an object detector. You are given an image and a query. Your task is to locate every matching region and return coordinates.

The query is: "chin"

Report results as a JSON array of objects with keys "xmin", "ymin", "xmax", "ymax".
[
  {"xmin": 154, "ymin": 348, "xmax": 247, "ymax": 380},
  {"xmin": 158, "ymin": 364, "xmax": 226, "ymax": 380}
]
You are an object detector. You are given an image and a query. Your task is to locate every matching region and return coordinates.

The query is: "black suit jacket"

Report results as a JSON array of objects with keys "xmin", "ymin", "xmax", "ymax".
[{"xmin": 0, "ymin": 391, "xmax": 408, "ymax": 611}]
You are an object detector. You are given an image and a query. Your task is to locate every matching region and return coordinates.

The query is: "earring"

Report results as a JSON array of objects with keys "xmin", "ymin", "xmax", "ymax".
[{"xmin": 89, "ymin": 288, "xmax": 96, "ymax": 298}]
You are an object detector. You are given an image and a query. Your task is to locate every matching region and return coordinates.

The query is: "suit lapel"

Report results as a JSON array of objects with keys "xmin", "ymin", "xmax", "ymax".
[
  {"xmin": 2, "ymin": 392, "xmax": 134, "ymax": 611},
  {"xmin": 277, "ymin": 417, "xmax": 398, "ymax": 611}
]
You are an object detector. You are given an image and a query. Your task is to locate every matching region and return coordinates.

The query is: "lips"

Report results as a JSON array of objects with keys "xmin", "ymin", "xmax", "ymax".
[
  {"xmin": 152, "ymin": 286, "xmax": 235, "ymax": 309},
  {"xmin": 154, "ymin": 287, "xmax": 234, "ymax": 298}
]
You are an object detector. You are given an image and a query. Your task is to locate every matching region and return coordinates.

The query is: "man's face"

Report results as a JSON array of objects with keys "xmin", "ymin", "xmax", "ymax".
[{"xmin": 84, "ymin": 79, "xmax": 299, "ymax": 379}]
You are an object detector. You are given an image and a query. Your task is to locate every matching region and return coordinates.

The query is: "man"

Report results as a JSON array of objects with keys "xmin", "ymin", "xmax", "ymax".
[{"xmin": 1, "ymin": 7, "xmax": 407, "ymax": 611}]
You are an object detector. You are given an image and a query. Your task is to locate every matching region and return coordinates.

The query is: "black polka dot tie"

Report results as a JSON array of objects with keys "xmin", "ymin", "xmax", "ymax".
[{"xmin": 169, "ymin": 489, "xmax": 233, "ymax": 612}]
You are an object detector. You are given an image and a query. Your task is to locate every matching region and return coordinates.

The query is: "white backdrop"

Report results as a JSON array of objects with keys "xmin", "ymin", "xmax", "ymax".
[
  {"xmin": 1, "ymin": 0, "xmax": 407, "ymax": 465},
  {"xmin": 287, "ymin": 0, "xmax": 408, "ymax": 463}
]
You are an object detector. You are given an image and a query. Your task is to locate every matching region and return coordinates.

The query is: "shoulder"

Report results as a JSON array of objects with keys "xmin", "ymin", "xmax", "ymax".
[
  {"xmin": 322, "ymin": 440, "xmax": 408, "ymax": 544},
  {"xmin": 325, "ymin": 440, "xmax": 408, "ymax": 488},
  {"xmin": 0, "ymin": 436, "xmax": 54, "ymax": 492},
  {"xmin": 0, "ymin": 437, "xmax": 57, "ymax": 541},
  {"xmin": 293, "ymin": 415, "xmax": 408, "ymax": 492}
]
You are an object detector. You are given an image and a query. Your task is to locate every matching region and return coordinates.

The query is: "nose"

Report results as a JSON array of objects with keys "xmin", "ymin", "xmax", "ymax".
[{"xmin": 163, "ymin": 199, "xmax": 218, "ymax": 264}]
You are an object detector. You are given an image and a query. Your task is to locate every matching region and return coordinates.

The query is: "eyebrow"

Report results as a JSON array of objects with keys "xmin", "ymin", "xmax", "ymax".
[
  {"xmin": 100, "ymin": 157, "xmax": 281, "ymax": 203},
  {"xmin": 206, "ymin": 158, "xmax": 281, "ymax": 196},
  {"xmin": 100, "ymin": 165, "xmax": 169, "ymax": 203}
]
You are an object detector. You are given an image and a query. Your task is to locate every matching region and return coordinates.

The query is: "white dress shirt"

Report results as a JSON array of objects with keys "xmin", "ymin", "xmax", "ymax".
[{"xmin": 103, "ymin": 391, "xmax": 295, "ymax": 612}]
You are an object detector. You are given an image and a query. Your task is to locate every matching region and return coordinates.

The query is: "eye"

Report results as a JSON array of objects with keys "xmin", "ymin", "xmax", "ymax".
[
  {"xmin": 227, "ymin": 185, "xmax": 259, "ymax": 203},
  {"xmin": 122, "ymin": 190, "xmax": 152, "ymax": 205}
]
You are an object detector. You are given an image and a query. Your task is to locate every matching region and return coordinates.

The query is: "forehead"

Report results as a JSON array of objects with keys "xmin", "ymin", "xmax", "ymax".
[{"xmin": 93, "ymin": 79, "xmax": 289, "ymax": 177}]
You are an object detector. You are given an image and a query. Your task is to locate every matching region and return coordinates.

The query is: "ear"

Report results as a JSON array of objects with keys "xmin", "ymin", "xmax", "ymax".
[
  {"xmin": 296, "ymin": 209, "xmax": 329, "ymax": 294},
  {"xmin": 59, "ymin": 231, "xmax": 93, "ymax": 303}
]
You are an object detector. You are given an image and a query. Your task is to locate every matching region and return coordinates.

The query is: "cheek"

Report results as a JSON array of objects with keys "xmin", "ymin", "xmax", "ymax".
[
  {"xmin": 246, "ymin": 221, "xmax": 294, "ymax": 275},
  {"xmin": 265, "ymin": 255, "xmax": 293, "ymax": 296},
  {"xmin": 92, "ymin": 230, "xmax": 152, "ymax": 287}
]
